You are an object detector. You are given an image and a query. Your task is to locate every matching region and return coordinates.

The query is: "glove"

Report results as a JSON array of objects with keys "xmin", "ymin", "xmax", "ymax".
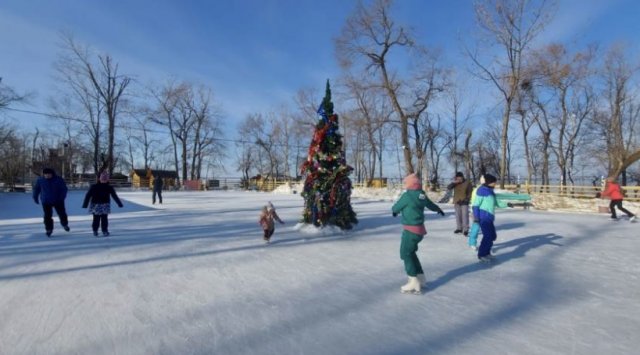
[
  {"xmin": 33, "ymin": 198, "xmax": 39, "ymax": 205},
  {"xmin": 595, "ymin": 192, "xmax": 601, "ymax": 198},
  {"xmin": 438, "ymin": 210, "xmax": 445, "ymax": 217},
  {"xmin": 392, "ymin": 212, "xmax": 398, "ymax": 217}
]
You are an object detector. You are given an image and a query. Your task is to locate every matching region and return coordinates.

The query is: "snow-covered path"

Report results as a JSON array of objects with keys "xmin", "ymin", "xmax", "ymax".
[{"xmin": 1, "ymin": 190, "xmax": 638, "ymax": 355}]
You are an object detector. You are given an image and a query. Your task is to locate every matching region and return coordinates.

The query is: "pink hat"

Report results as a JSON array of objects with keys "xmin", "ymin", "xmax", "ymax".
[
  {"xmin": 403, "ymin": 173, "xmax": 421, "ymax": 190},
  {"xmin": 99, "ymin": 172, "xmax": 110, "ymax": 182}
]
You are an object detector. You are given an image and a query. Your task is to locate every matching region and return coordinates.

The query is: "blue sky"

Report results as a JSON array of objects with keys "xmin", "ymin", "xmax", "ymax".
[
  {"xmin": 1, "ymin": 0, "xmax": 639, "ymax": 176},
  {"xmin": 2, "ymin": 0, "xmax": 639, "ymax": 121}
]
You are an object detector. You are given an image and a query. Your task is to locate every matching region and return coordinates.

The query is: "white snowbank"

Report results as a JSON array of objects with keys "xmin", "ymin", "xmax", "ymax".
[{"xmin": 293, "ymin": 222, "xmax": 348, "ymax": 236}]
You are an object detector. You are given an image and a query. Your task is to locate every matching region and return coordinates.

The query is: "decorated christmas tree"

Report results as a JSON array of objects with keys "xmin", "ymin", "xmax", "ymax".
[{"xmin": 300, "ymin": 80, "xmax": 358, "ymax": 230}]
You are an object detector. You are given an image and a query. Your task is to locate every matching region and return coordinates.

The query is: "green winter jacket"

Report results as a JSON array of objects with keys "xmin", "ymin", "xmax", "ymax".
[{"xmin": 392, "ymin": 190, "xmax": 443, "ymax": 226}]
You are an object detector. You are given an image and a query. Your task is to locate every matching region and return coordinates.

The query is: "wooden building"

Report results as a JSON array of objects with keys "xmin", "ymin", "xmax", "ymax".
[{"xmin": 130, "ymin": 168, "xmax": 178, "ymax": 189}]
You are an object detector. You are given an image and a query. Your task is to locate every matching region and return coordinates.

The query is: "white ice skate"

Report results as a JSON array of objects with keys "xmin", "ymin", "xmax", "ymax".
[
  {"xmin": 630, "ymin": 216, "xmax": 637, "ymax": 223},
  {"xmin": 400, "ymin": 276, "xmax": 421, "ymax": 295}
]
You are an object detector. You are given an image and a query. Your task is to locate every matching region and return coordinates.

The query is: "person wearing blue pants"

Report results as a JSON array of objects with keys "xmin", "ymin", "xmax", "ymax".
[{"xmin": 471, "ymin": 174, "xmax": 508, "ymax": 262}]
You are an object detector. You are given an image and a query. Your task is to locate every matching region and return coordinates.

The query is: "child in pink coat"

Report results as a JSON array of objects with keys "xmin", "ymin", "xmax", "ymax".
[{"xmin": 259, "ymin": 202, "xmax": 285, "ymax": 243}]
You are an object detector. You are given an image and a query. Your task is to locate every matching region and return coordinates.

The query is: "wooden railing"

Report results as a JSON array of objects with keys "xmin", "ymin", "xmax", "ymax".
[{"xmin": 502, "ymin": 184, "xmax": 640, "ymax": 202}]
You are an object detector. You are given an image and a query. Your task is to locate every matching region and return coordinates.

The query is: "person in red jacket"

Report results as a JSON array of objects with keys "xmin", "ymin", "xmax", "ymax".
[{"xmin": 601, "ymin": 177, "xmax": 636, "ymax": 221}]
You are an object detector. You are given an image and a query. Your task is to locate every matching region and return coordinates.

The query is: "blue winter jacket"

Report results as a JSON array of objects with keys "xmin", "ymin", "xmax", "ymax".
[
  {"xmin": 472, "ymin": 185, "xmax": 507, "ymax": 223},
  {"xmin": 33, "ymin": 174, "xmax": 68, "ymax": 205}
]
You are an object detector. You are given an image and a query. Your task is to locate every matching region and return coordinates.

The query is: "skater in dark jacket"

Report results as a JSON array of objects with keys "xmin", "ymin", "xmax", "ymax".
[
  {"xmin": 82, "ymin": 172, "xmax": 123, "ymax": 236},
  {"xmin": 392, "ymin": 173, "xmax": 445, "ymax": 294},
  {"xmin": 152, "ymin": 175, "xmax": 163, "ymax": 204},
  {"xmin": 33, "ymin": 167, "xmax": 70, "ymax": 237}
]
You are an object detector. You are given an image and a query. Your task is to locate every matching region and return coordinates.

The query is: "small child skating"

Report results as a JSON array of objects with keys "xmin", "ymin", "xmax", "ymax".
[
  {"xmin": 259, "ymin": 202, "xmax": 284, "ymax": 243},
  {"xmin": 600, "ymin": 177, "xmax": 636, "ymax": 222},
  {"xmin": 82, "ymin": 172, "xmax": 123, "ymax": 237},
  {"xmin": 391, "ymin": 173, "xmax": 445, "ymax": 294}
]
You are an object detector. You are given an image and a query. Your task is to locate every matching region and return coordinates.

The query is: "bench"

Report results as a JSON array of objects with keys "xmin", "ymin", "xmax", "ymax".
[{"xmin": 495, "ymin": 192, "xmax": 533, "ymax": 210}]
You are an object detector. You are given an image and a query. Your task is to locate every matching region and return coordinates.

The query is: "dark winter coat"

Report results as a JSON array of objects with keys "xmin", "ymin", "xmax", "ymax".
[
  {"xmin": 447, "ymin": 179, "xmax": 472, "ymax": 205},
  {"xmin": 153, "ymin": 177, "xmax": 164, "ymax": 192},
  {"xmin": 33, "ymin": 174, "xmax": 68, "ymax": 205},
  {"xmin": 82, "ymin": 182, "xmax": 123, "ymax": 208}
]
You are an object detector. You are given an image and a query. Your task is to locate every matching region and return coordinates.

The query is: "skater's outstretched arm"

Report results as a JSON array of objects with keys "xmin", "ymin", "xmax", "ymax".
[
  {"xmin": 81, "ymin": 185, "xmax": 95, "ymax": 209},
  {"xmin": 109, "ymin": 186, "xmax": 123, "ymax": 207}
]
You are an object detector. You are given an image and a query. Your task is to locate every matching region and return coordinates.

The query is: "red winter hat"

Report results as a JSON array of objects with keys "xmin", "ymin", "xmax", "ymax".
[{"xmin": 403, "ymin": 173, "xmax": 422, "ymax": 190}]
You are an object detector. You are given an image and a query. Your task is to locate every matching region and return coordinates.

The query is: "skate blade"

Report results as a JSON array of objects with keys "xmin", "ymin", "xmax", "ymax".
[{"xmin": 401, "ymin": 289, "xmax": 422, "ymax": 295}]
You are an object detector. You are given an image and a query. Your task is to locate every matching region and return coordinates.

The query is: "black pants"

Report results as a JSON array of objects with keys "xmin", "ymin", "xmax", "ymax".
[
  {"xmin": 92, "ymin": 214, "xmax": 109, "ymax": 233},
  {"xmin": 152, "ymin": 190, "xmax": 162, "ymax": 204},
  {"xmin": 263, "ymin": 228, "xmax": 274, "ymax": 241},
  {"xmin": 609, "ymin": 200, "xmax": 634, "ymax": 218},
  {"xmin": 42, "ymin": 202, "xmax": 68, "ymax": 231}
]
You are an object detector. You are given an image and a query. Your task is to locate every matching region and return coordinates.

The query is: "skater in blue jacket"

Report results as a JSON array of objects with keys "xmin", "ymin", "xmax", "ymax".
[
  {"xmin": 33, "ymin": 168, "xmax": 70, "ymax": 237},
  {"xmin": 471, "ymin": 174, "xmax": 508, "ymax": 262}
]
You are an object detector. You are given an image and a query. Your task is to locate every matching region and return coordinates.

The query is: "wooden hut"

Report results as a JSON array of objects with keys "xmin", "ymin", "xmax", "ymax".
[{"xmin": 130, "ymin": 168, "xmax": 178, "ymax": 189}]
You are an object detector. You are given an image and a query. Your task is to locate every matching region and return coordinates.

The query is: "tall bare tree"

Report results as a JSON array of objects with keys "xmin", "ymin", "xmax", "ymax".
[
  {"xmin": 595, "ymin": 46, "xmax": 640, "ymax": 182},
  {"xmin": 467, "ymin": 0, "xmax": 554, "ymax": 187},
  {"xmin": 343, "ymin": 75, "xmax": 392, "ymax": 182},
  {"xmin": 337, "ymin": 0, "xmax": 448, "ymax": 175},
  {"xmin": 57, "ymin": 34, "xmax": 131, "ymax": 175},
  {"xmin": 531, "ymin": 44, "xmax": 595, "ymax": 185}
]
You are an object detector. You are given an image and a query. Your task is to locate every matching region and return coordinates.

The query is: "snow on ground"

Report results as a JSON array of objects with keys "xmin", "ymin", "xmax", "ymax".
[{"xmin": 1, "ymin": 190, "xmax": 639, "ymax": 355}]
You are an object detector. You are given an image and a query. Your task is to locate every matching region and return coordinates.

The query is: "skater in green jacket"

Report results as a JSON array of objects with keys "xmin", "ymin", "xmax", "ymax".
[{"xmin": 392, "ymin": 173, "xmax": 445, "ymax": 294}]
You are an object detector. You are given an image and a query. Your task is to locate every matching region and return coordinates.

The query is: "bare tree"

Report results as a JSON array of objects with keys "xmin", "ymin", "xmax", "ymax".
[
  {"xmin": 467, "ymin": 0, "xmax": 554, "ymax": 187},
  {"xmin": 0, "ymin": 78, "xmax": 27, "ymax": 109},
  {"xmin": 531, "ymin": 44, "xmax": 595, "ymax": 185},
  {"xmin": 150, "ymin": 80, "xmax": 189, "ymax": 184},
  {"xmin": 342, "ymin": 75, "xmax": 392, "ymax": 182},
  {"xmin": 594, "ymin": 46, "xmax": 640, "ymax": 182},
  {"xmin": 57, "ymin": 33, "xmax": 131, "ymax": 175},
  {"xmin": 445, "ymin": 76, "xmax": 476, "ymax": 176},
  {"xmin": 336, "ymin": 0, "xmax": 448, "ymax": 175},
  {"xmin": 421, "ymin": 114, "xmax": 452, "ymax": 190}
]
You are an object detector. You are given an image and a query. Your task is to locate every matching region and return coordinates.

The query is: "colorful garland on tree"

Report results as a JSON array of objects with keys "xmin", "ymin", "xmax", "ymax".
[{"xmin": 300, "ymin": 80, "xmax": 357, "ymax": 230}]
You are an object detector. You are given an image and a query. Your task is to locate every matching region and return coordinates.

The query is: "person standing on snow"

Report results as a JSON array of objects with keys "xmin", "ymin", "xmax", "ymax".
[
  {"xmin": 392, "ymin": 173, "xmax": 445, "ymax": 294},
  {"xmin": 447, "ymin": 172, "xmax": 473, "ymax": 236},
  {"xmin": 600, "ymin": 177, "xmax": 636, "ymax": 222},
  {"xmin": 152, "ymin": 174, "xmax": 163, "ymax": 204},
  {"xmin": 472, "ymin": 174, "xmax": 509, "ymax": 262},
  {"xmin": 82, "ymin": 172, "xmax": 123, "ymax": 237},
  {"xmin": 259, "ymin": 201, "xmax": 284, "ymax": 244},
  {"xmin": 32, "ymin": 167, "xmax": 70, "ymax": 237}
]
